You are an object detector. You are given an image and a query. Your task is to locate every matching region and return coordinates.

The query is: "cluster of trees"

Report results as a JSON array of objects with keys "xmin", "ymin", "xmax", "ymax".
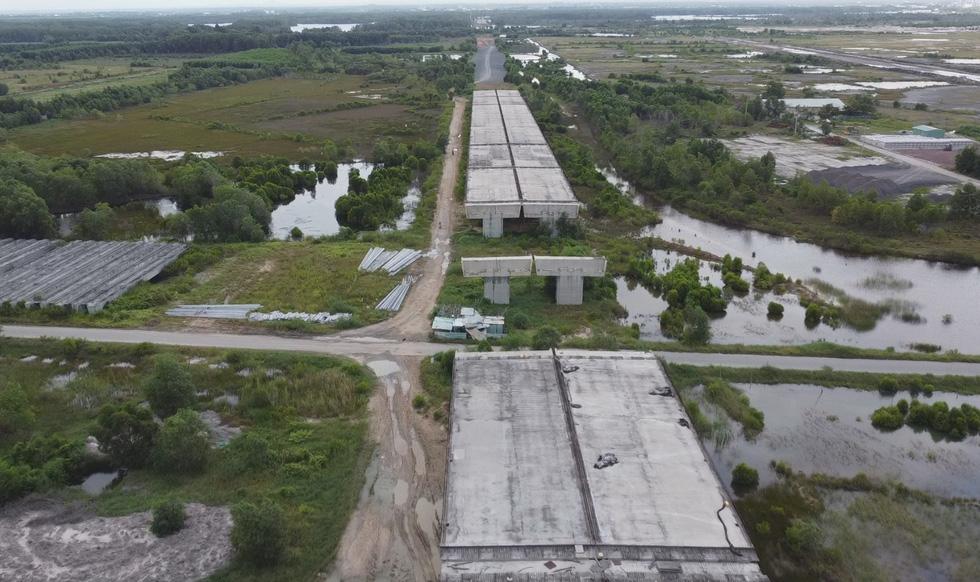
[
  {"xmin": 871, "ymin": 398, "xmax": 980, "ymax": 440},
  {"xmin": 335, "ymin": 166, "xmax": 413, "ymax": 231},
  {"xmin": 954, "ymin": 147, "xmax": 980, "ymax": 179},
  {"xmin": 627, "ymin": 257, "xmax": 726, "ymax": 344},
  {"xmin": 720, "ymin": 254, "xmax": 748, "ymax": 293}
]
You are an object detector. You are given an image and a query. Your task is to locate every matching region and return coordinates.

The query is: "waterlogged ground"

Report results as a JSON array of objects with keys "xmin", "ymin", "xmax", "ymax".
[
  {"xmin": 602, "ymin": 166, "xmax": 980, "ymax": 352},
  {"xmin": 270, "ymin": 162, "xmax": 375, "ymax": 239},
  {"xmin": 702, "ymin": 383, "xmax": 980, "ymax": 498}
]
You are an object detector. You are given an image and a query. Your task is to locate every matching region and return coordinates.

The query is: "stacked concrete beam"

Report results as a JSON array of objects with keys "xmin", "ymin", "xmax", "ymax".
[
  {"xmin": 534, "ymin": 256, "xmax": 607, "ymax": 305},
  {"xmin": 465, "ymin": 90, "xmax": 580, "ymax": 237},
  {"xmin": 461, "ymin": 256, "xmax": 533, "ymax": 304},
  {"xmin": 0, "ymin": 239, "xmax": 186, "ymax": 312}
]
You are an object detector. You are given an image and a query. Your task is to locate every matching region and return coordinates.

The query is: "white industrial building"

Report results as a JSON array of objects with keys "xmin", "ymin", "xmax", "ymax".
[
  {"xmin": 781, "ymin": 97, "xmax": 845, "ymax": 110},
  {"xmin": 863, "ymin": 134, "xmax": 975, "ymax": 151},
  {"xmin": 441, "ymin": 350, "xmax": 768, "ymax": 581},
  {"xmin": 466, "ymin": 90, "xmax": 580, "ymax": 237}
]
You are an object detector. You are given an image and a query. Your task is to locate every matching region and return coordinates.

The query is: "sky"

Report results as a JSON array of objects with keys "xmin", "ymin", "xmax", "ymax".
[{"xmin": 2, "ymin": 0, "xmax": 896, "ymax": 14}]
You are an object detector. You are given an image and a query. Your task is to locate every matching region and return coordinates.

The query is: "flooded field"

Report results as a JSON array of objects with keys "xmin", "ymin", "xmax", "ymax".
[
  {"xmin": 701, "ymin": 383, "xmax": 980, "ymax": 498},
  {"xmin": 603, "ymin": 167, "xmax": 980, "ymax": 352}
]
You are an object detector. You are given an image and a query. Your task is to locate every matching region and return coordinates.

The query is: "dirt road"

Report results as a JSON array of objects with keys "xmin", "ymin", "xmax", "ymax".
[
  {"xmin": 342, "ymin": 96, "xmax": 465, "ymax": 342},
  {"xmin": 325, "ymin": 355, "xmax": 446, "ymax": 581}
]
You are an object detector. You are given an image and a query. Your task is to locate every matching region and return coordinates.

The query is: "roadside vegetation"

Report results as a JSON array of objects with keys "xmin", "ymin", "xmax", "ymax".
[{"xmin": 0, "ymin": 336, "xmax": 374, "ymax": 579}]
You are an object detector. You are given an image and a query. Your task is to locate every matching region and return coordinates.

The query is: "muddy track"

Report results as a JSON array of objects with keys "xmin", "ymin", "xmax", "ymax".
[{"xmin": 325, "ymin": 355, "xmax": 447, "ymax": 581}]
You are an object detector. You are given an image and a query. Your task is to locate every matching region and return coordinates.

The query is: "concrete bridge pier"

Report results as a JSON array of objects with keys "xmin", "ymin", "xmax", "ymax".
[
  {"xmin": 483, "ymin": 276, "xmax": 511, "ymax": 304},
  {"xmin": 555, "ymin": 274, "xmax": 585, "ymax": 305},
  {"xmin": 461, "ymin": 256, "xmax": 534, "ymax": 305},
  {"xmin": 482, "ymin": 214, "xmax": 504, "ymax": 238}
]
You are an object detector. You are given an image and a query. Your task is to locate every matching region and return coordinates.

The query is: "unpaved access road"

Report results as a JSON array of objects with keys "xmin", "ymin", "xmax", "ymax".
[{"xmin": 342, "ymin": 96, "xmax": 465, "ymax": 342}]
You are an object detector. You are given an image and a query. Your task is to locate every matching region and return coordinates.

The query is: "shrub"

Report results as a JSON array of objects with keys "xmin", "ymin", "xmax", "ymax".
[
  {"xmin": 152, "ymin": 409, "xmax": 209, "ymax": 474},
  {"xmin": 412, "ymin": 394, "xmax": 428, "ymax": 409},
  {"xmin": 289, "ymin": 226, "xmax": 303, "ymax": 240},
  {"xmin": 510, "ymin": 309, "xmax": 529, "ymax": 330},
  {"xmin": 224, "ymin": 433, "xmax": 273, "ymax": 473},
  {"xmin": 532, "ymin": 326, "xmax": 562, "ymax": 350},
  {"xmin": 150, "ymin": 500, "xmax": 186, "ymax": 537},
  {"xmin": 877, "ymin": 376, "xmax": 899, "ymax": 395},
  {"xmin": 731, "ymin": 462, "xmax": 759, "ymax": 493},
  {"xmin": 145, "ymin": 355, "xmax": 197, "ymax": 418},
  {"xmin": 870, "ymin": 405, "xmax": 905, "ymax": 430},
  {"xmin": 767, "ymin": 302, "xmax": 784, "ymax": 319},
  {"xmin": 785, "ymin": 519, "xmax": 822, "ymax": 554},
  {"xmin": 0, "ymin": 382, "xmax": 35, "ymax": 436},
  {"xmin": 231, "ymin": 499, "xmax": 287, "ymax": 567},
  {"xmin": 95, "ymin": 403, "xmax": 158, "ymax": 468}
]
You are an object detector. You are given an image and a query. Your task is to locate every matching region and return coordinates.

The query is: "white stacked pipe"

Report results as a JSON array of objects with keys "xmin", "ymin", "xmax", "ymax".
[
  {"xmin": 376, "ymin": 275, "xmax": 421, "ymax": 311},
  {"xmin": 359, "ymin": 247, "xmax": 422, "ymax": 274}
]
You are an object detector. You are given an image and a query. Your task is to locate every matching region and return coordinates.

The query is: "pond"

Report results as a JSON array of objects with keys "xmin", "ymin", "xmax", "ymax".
[
  {"xmin": 602, "ymin": 166, "xmax": 980, "ymax": 352},
  {"xmin": 79, "ymin": 470, "xmax": 123, "ymax": 495},
  {"xmin": 701, "ymin": 383, "xmax": 980, "ymax": 498},
  {"xmin": 57, "ymin": 197, "xmax": 179, "ymax": 238},
  {"xmin": 512, "ymin": 39, "xmax": 589, "ymax": 81},
  {"xmin": 270, "ymin": 162, "xmax": 419, "ymax": 239},
  {"xmin": 270, "ymin": 162, "xmax": 374, "ymax": 239}
]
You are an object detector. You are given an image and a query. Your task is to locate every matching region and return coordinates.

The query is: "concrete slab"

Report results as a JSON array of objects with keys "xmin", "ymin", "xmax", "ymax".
[
  {"xmin": 468, "ymin": 144, "xmax": 513, "ymax": 169},
  {"xmin": 466, "ymin": 168, "xmax": 520, "ymax": 204},
  {"xmin": 510, "ymin": 144, "xmax": 558, "ymax": 168},
  {"xmin": 461, "ymin": 256, "xmax": 534, "ymax": 277},
  {"xmin": 444, "ymin": 353, "xmax": 589, "ymax": 546},
  {"xmin": 515, "ymin": 168, "xmax": 576, "ymax": 203},
  {"xmin": 533, "ymin": 256, "xmax": 607, "ymax": 277}
]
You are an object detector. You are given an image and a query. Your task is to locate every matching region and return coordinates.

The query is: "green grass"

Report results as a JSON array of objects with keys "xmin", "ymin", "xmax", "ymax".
[
  {"xmin": 0, "ymin": 57, "xmax": 185, "ymax": 102},
  {"xmin": 665, "ymin": 363, "xmax": 980, "ymax": 396},
  {"xmin": 11, "ymin": 75, "xmax": 443, "ymax": 160},
  {"xmin": 0, "ymin": 337, "xmax": 374, "ymax": 580}
]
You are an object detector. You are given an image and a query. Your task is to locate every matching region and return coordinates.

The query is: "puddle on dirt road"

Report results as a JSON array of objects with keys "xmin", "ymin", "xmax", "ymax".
[
  {"xmin": 79, "ymin": 471, "xmax": 123, "ymax": 495},
  {"xmin": 703, "ymin": 383, "xmax": 980, "ymax": 498},
  {"xmin": 368, "ymin": 359, "xmax": 401, "ymax": 377},
  {"xmin": 602, "ymin": 166, "xmax": 980, "ymax": 352}
]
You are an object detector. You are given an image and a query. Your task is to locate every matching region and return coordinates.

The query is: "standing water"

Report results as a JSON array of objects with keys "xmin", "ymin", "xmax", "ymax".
[
  {"xmin": 601, "ymin": 166, "xmax": 980, "ymax": 352},
  {"xmin": 270, "ymin": 162, "xmax": 375, "ymax": 239}
]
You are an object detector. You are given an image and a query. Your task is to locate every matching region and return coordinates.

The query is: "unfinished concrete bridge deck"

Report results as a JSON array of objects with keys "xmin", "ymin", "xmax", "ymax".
[
  {"xmin": 466, "ymin": 89, "xmax": 580, "ymax": 237},
  {"xmin": 442, "ymin": 350, "xmax": 767, "ymax": 581}
]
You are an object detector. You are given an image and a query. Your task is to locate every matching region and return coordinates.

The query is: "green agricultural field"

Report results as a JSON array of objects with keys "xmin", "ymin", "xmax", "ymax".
[
  {"xmin": 0, "ymin": 337, "xmax": 373, "ymax": 581},
  {"xmin": 10, "ymin": 74, "xmax": 444, "ymax": 159},
  {"xmin": 0, "ymin": 57, "xmax": 185, "ymax": 101}
]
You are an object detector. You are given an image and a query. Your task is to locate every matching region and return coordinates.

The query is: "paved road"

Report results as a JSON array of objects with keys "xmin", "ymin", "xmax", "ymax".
[
  {"xmin": 720, "ymin": 37, "xmax": 980, "ymax": 84},
  {"xmin": 854, "ymin": 136, "xmax": 980, "ymax": 188},
  {"xmin": 475, "ymin": 36, "xmax": 506, "ymax": 85},
  {"xmin": 7, "ymin": 325, "xmax": 980, "ymax": 376}
]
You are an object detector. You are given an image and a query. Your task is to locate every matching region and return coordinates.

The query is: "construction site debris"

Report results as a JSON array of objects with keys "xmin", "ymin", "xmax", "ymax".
[
  {"xmin": 593, "ymin": 453, "xmax": 619, "ymax": 470},
  {"xmin": 431, "ymin": 306, "xmax": 505, "ymax": 340},
  {"xmin": 165, "ymin": 304, "xmax": 261, "ymax": 319},
  {"xmin": 247, "ymin": 311, "xmax": 352, "ymax": 324},
  {"xmin": 376, "ymin": 275, "xmax": 421, "ymax": 311},
  {"xmin": 359, "ymin": 247, "xmax": 423, "ymax": 274}
]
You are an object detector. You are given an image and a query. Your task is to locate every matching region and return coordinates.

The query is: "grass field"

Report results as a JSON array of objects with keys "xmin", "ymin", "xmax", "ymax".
[
  {"xmin": 0, "ymin": 337, "xmax": 373, "ymax": 581},
  {"xmin": 0, "ymin": 56, "xmax": 185, "ymax": 101},
  {"xmin": 10, "ymin": 74, "xmax": 444, "ymax": 159}
]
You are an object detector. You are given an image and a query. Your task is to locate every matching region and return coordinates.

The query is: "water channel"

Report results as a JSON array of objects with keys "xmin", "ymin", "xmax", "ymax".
[
  {"xmin": 703, "ymin": 383, "xmax": 980, "ymax": 498},
  {"xmin": 603, "ymin": 166, "xmax": 980, "ymax": 352}
]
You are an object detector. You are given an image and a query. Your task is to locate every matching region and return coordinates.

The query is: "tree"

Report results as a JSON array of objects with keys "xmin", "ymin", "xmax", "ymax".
[
  {"xmin": 145, "ymin": 355, "xmax": 196, "ymax": 418},
  {"xmin": 761, "ymin": 81, "xmax": 785, "ymax": 119},
  {"xmin": 870, "ymin": 405, "xmax": 905, "ymax": 430},
  {"xmin": 231, "ymin": 499, "xmax": 287, "ymax": 567},
  {"xmin": 949, "ymin": 183, "xmax": 980, "ymax": 219},
  {"xmin": 186, "ymin": 184, "xmax": 270, "ymax": 242},
  {"xmin": 767, "ymin": 302, "xmax": 784, "ymax": 319},
  {"xmin": 152, "ymin": 409, "xmax": 209, "ymax": 474},
  {"xmin": 954, "ymin": 146, "xmax": 979, "ymax": 179},
  {"xmin": 682, "ymin": 304, "xmax": 711, "ymax": 345},
  {"xmin": 532, "ymin": 326, "xmax": 562, "ymax": 350},
  {"xmin": 95, "ymin": 403, "xmax": 158, "ymax": 468},
  {"xmin": 820, "ymin": 120, "xmax": 833, "ymax": 136},
  {"xmin": 0, "ymin": 382, "xmax": 35, "ymax": 435},
  {"xmin": 0, "ymin": 82, "xmax": 8, "ymax": 96},
  {"xmin": 731, "ymin": 463, "xmax": 759, "ymax": 493},
  {"xmin": 75, "ymin": 202, "xmax": 115, "ymax": 240},
  {"xmin": 289, "ymin": 226, "xmax": 303, "ymax": 240},
  {"xmin": 167, "ymin": 161, "xmax": 227, "ymax": 210},
  {"xmin": 150, "ymin": 500, "xmax": 186, "ymax": 537},
  {"xmin": 785, "ymin": 518, "xmax": 822, "ymax": 554},
  {"xmin": 844, "ymin": 93, "xmax": 876, "ymax": 116},
  {"xmin": 0, "ymin": 179, "xmax": 55, "ymax": 239}
]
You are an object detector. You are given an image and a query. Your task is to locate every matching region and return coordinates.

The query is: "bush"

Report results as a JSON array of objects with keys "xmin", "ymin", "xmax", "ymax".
[
  {"xmin": 731, "ymin": 462, "xmax": 759, "ymax": 493},
  {"xmin": 767, "ymin": 302, "xmax": 784, "ymax": 319},
  {"xmin": 224, "ymin": 433, "xmax": 273, "ymax": 473},
  {"xmin": 231, "ymin": 499, "xmax": 287, "ymax": 567},
  {"xmin": 152, "ymin": 409, "xmax": 209, "ymax": 474},
  {"xmin": 289, "ymin": 226, "xmax": 303, "ymax": 240},
  {"xmin": 145, "ymin": 355, "xmax": 197, "ymax": 418},
  {"xmin": 870, "ymin": 405, "xmax": 905, "ymax": 430},
  {"xmin": 0, "ymin": 382, "xmax": 35, "ymax": 436},
  {"xmin": 785, "ymin": 518, "xmax": 822, "ymax": 554},
  {"xmin": 150, "ymin": 500, "xmax": 186, "ymax": 537},
  {"xmin": 877, "ymin": 376, "xmax": 899, "ymax": 395},
  {"xmin": 508, "ymin": 310, "xmax": 530, "ymax": 330},
  {"xmin": 532, "ymin": 326, "xmax": 562, "ymax": 350},
  {"xmin": 95, "ymin": 403, "xmax": 158, "ymax": 468}
]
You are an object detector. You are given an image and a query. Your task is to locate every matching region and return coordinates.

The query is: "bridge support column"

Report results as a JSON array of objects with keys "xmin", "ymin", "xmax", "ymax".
[
  {"xmin": 555, "ymin": 274, "xmax": 584, "ymax": 305},
  {"xmin": 483, "ymin": 276, "xmax": 511, "ymax": 304}
]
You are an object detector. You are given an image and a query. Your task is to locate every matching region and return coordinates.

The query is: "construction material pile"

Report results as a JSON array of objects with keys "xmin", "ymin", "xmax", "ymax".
[
  {"xmin": 359, "ymin": 247, "xmax": 422, "ymax": 275},
  {"xmin": 0, "ymin": 239, "xmax": 186, "ymax": 313},
  {"xmin": 247, "ymin": 311, "xmax": 351, "ymax": 324},
  {"xmin": 166, "ymin": 304, "xmax": 261, "ymax": 319},
  {"xmin": 376, "ymin": 274, "xmax": 421, "ymax": 311}
]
